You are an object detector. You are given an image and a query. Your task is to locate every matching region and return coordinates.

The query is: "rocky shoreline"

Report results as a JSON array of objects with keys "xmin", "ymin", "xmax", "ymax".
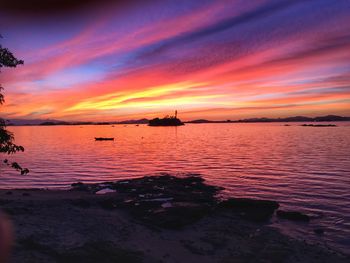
[{"xmin": 0, "ymin": 174, "xmax": 348, "ymax": 262}]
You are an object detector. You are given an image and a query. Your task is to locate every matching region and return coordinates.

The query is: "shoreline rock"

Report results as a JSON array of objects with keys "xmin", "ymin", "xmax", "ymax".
[
  {"xmin": 276, "ymin": 210, "xmax": 310, "ymax": 222},
  {"xmin": 1, "ymin": 175, "xmax": 349, "ymax": 262},
  {"xmin": 218, "ymin": 198, "xmax": 279, "ymax": 222}
]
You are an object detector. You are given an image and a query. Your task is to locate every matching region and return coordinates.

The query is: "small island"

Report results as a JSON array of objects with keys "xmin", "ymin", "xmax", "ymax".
[
  {"xmin": 148, "ymin": 111, "xmax": 184, "ymax": 126},
  {"xmin": 301, "ymin": 124, "xmax": 337, "ymax": 127}
]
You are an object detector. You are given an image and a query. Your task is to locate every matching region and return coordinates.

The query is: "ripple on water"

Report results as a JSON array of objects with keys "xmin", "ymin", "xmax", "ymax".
[{"xmin": 1, "ymin": 123, "xmax": 350, "ymax": 253}]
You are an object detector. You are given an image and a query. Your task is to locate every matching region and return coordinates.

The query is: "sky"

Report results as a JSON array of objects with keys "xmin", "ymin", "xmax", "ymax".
[{"xmin": 0, "ymin": 0, "xmax": 350, "ymax": 121}]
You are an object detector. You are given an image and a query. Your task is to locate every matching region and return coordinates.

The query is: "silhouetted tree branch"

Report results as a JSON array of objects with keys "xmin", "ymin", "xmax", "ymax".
[{"xmin": 0, "ymin": 38, "xmax": 29, "ymax": 175}]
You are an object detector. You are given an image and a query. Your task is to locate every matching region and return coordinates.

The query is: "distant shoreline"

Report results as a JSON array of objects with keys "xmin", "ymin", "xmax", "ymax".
[{"xmin": 4, "ymin": 115, "xmax": 350, "ymax": 126}]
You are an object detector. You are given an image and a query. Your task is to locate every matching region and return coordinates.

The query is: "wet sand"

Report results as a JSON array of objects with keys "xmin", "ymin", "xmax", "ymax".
[{"xmin": 0, "ymin": 175, "xmax": 348, "ymax": 263}]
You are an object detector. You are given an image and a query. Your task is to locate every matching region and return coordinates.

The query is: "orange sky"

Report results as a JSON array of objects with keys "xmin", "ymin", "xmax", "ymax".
[{"xmin": 0, "ymin": 0, "xmax": 350, "ymax": 121}]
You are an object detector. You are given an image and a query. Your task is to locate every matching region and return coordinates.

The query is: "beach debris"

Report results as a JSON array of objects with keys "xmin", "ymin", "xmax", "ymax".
[
  {"xmin": 95, "ymin": 188, "xmax": 116, "ymax": 195},
  {"xmin": 142, "ymin": 198, "xmax": 173, "ymax": 202},
  {"xmin": 161, "ymin": 202, "xmax": 173, "ymax": 208},
  {"xmin": 98, "ymin": 183, "xmax": 113, "ymax": 188},
  {"xmin": 276, "ymin": 210, "xmax": 310, "ymax": 222}
]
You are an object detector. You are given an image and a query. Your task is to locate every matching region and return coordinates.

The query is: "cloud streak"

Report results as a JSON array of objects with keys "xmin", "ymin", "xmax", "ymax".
[{"xmin": 0, "ymin": 0, "xmax": 350, "ymax": 121}]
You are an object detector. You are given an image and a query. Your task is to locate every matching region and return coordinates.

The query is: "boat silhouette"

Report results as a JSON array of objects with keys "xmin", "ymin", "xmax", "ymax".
[{"xmin": 95, "ymin": 137, "xmax": 114, "ymax": 141}]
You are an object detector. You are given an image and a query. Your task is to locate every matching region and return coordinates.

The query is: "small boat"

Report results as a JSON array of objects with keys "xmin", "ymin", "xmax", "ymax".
[{"xmin": 95, "ymin": 137, "xmax": 114, "ymax": 141}]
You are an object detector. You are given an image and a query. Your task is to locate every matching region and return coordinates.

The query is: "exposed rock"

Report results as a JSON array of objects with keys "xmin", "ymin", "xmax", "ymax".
[
  {"xmin": 218, "ymin": 198, "xmax": 279, "ymax": 222},
  {"xmin": 71, "ymin": 176, "xmax": 316, "ymax": 228},
  {"xmin": 95, "ymin": 188, "xmax": 116, "ymax": 195},
  {"xmin": 276, "ymin": 210, "xmax": 310, "ymax": 222},
  {"xmin": 71, "ymin": 174, "xmax": 221, "ymax": 229},
  {"xmin": 71, "ymin": 182, "xmax": 90, "ymax": 191},
  {"xmin": 2, "ymin": 175, "xmax": 348, "ymax": 262}
]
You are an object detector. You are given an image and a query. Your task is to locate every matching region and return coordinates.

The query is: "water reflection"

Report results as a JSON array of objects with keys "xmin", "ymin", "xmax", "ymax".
[{"xmin": 1, "ymin": 123, "xmax": 350, "ymax": 252}]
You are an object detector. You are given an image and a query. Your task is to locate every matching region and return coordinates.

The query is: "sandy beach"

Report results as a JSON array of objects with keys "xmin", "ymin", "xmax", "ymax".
[{"xmin": 0, "ymin": 175, "xmax": 348, "ymax": 263}]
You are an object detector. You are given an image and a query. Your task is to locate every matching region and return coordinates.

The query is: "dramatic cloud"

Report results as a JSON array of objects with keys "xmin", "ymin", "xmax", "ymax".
[{"xmin": 0, "ymin": 0, "xmax": 349, "ymax": 121}]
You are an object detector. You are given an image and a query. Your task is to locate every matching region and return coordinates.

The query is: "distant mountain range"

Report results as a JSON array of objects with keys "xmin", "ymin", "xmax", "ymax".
[
  {"xmin": 5, "ymin": 118, "xmax": 150, "ymax": 126},
  {"xmin": 187, "ymin": 115, "xmax": 350, "ymax": 123},
  {"xmin": 4, "ymin": 115, "xmax": 350, "ymax": 126},
  {"xmin": 5, "ymin": 119, "xmax": 62, "ymax": 126}
]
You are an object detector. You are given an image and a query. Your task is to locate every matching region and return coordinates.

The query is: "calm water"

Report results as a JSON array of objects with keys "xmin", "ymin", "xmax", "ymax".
[{"xmin": 1, "ymin": 123, "xmax": 350, "ymax": 253}]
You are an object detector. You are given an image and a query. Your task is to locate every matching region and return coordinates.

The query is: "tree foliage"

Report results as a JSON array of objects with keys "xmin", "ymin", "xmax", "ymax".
[{"xmin": 0, "ymin": 41, "xmax": 29, "ymax": 175}]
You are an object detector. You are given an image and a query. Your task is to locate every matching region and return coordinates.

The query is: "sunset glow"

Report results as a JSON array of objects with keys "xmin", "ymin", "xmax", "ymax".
[{"xmin": 1, "ymin": 0, "xmax": 350, "ymax": 121}]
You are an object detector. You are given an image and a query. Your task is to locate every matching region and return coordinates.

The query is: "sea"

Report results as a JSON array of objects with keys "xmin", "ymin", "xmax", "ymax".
[{"xmin": 1, "ymin": 122, "xmax": 349, "ymax": 253}]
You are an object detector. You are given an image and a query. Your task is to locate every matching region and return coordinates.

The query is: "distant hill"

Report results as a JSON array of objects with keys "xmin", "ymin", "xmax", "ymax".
[
  {"xmin": 187, "ymin": 119, "xmax": 232, "ymax": 123},
  {"xmin": 4, "ymin": 115, "xmax": 349, "ymax": 126},
  {"xmin": 40, "ymin": 121, "xmax": 70, "ymax": 126},
  {"xmin": 187, "ymin": 115, "xmax": 350, "ymax": 123},
  {"xmin": 6, "ymin": 119, "xmax": 62, "ymax": 126},
  {"xmin": 236, "ymin": 115, "xmax": 350, "ymax": 123},
  {"xmin": 5, "ymin": 118, "xmax": 149, "ymax": 126},
  {"xmin": 313, "ymin": 115, "xmax": 350, "ymax": 121},
  {"xmin": 187, "ymin": 119, "xmax": 217, "ymax": 124},
  {"xmin": 118, "ymin": 118, "xmax": 149, "ymax": 124}
]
